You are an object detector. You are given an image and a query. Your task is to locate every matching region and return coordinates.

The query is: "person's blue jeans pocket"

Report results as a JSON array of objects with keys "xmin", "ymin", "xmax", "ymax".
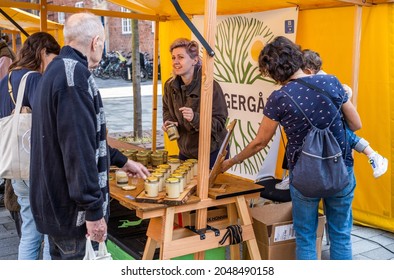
[{"xmin": 289, "ymin": 166, "xmax": 355, "ymax": 260}]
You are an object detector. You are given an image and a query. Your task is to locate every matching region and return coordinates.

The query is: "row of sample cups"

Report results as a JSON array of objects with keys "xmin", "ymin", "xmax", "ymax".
[{"xmin": 144, "ymin": 159, "xmax": 198, "ymax": 198}]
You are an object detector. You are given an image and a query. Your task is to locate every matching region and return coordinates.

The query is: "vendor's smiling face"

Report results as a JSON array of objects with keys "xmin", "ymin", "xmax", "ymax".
[{"xmin": 171, "ymin": 47, "xmax": 198, "ymax": 77}]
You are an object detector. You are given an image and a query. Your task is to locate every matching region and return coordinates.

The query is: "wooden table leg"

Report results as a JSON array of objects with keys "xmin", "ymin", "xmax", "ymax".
[
  {"xmin": 160, "ymin": 207, "xmax": 175, "ymax": 260},
  {"xmin": 227, "ymin": 203, "xmax": 240, "ymax": 260},
  {"xmin": 143, "ymin": 217, "xmax": 163, "ymax": 260},
  {"xmin": 194, "ymin": 208, "xmax": 208, "ymax": 260},
  {"xmin": 142, "ymin": 237, "xmax": 158, "ymax": 260},
  {"xmin": 235, "ymin": 196, "xmax": 261, "ymax": 260}
]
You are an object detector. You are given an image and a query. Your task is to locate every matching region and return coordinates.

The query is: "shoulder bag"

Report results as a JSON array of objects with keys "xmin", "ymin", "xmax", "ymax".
[{"xmin": 0, "ymin": 71, "xmax": 35, "ymax": 180}]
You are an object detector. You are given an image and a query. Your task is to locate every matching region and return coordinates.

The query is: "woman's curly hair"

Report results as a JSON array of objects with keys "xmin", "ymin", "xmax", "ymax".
[{"xmin": 258, "ymin": 36, "xmax": 304, "ymax": 85}]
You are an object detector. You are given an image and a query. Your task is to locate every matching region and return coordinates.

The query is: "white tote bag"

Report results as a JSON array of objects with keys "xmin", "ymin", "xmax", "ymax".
[
  {"xmin": 0, "ymin": 71, "xmax": 35, "ymax": 180},
  {"xmin": 83, "ymin": 236, "xmax": 113, "ymax": 260}
]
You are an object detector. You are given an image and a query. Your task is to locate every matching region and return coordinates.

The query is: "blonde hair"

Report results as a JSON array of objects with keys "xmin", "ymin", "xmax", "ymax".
[{"xmin": 170, "ymin": 38, "xmax": 201, "ymax": 66}]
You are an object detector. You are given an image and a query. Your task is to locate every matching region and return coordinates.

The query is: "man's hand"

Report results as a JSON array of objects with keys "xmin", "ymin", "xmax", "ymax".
[
  {"xmin": 121, "ymin": 159, "xmax": 150, "ymax": 180},
  {"xmin": 86, "ymin": 217, "xmax": 107, "ymax": 242}
]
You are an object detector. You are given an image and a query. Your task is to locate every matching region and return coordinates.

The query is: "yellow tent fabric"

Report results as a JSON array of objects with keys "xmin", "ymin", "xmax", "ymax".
[
  {"xmin": 3, "ymin": 0, "xmax": 392, "ymax": 232},
  {"xmin": 157, "ymin": 3, "xmax": 393, "ymax": 232},
  {"xmin": 297, "ymin": 4, "xmax": 393, "ymax": 232},
  {"xmin": 0, "ymin": 7, "xmax": 64, "ymax": 44}
]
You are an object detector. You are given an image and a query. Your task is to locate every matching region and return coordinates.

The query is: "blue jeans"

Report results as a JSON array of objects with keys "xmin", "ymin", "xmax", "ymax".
[
  {"xmin": 289, "ymin": 166, "xmax": 356, "ymax": 260},
  {"xmin": 48, "ymin": 235, "xmax": 99, "ymax": 260},
  {"xmin": 346, "ymin": 127, "xmax": 369, "ymax": 153},
  {"xmin": 12, "ymin": 179, "xmax": 51, "ymax": 260}
]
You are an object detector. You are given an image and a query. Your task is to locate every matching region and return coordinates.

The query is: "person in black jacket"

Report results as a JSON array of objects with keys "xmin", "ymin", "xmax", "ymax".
[{"xmin": 30, "ymin": 13, "xmax": 150, "ymax": 260}]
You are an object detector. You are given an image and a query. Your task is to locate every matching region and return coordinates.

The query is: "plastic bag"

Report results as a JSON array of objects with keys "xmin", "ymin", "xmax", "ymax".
[{"xmin": 83, "ymin": 236, "xmax": 112, "ymax": 260}]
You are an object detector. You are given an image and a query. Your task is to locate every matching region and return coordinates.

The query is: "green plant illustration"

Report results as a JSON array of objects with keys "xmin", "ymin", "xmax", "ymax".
[
  {"xmin": 229, "ymin": 118, "xmax": 275, "ymax": 175},
  {"xmin": 214, "ymin": 16, "xmax": 274, "ymax": 84}
]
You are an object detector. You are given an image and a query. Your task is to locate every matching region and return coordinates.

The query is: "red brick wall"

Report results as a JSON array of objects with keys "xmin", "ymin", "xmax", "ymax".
[{"xmin": 48, "ymin": 0, "xmax": 155, "ymax": 57}]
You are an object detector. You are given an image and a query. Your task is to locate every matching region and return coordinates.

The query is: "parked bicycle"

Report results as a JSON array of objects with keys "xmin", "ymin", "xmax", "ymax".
[
  {"xmin": 121, "ymin": 52, "xmax": 148, "ymax": 82},
  {"xmin": 93, "ymin": 51, "xmax": 125, "ymax": 80},
  {"xmin": 143, "ymin": 52, "xmax": 161, "ymax": 80},
  {"xmin": 93, "ymin": 51, "xmax": 152, "ymax": 82}
]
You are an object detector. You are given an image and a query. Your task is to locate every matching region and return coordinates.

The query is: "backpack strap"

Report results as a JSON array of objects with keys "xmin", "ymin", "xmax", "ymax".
[
  {"xmin": 281, "ymin": 89, "xmax": 342, "ymax": 129},
  {"xmin": 294, "ymin": 78, "xmax": 345, "ymax": 107}
]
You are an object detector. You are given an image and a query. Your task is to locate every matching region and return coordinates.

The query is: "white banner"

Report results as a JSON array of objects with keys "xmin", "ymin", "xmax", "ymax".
[{"xmin": 192, "ymin": 8, "xmax": 298, "ymax": 180}]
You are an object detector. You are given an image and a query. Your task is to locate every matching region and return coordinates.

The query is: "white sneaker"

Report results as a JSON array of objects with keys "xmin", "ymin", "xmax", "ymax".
[
  {"xmin": 275, "ymin": 177, "xmax": 290, "ymax": 190},
  {"xmin": 368, "ymin": 152, "xmax": 388, "ymax": 178}
]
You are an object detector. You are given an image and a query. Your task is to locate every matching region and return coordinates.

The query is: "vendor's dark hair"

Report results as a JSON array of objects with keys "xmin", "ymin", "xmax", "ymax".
[
  {"xmin": 258, "ymin": 36, "xmax": 304, "ymax": 84},
  {"xmin": 9, "ymin": 32, "xmax": 60, "ymax": 72}
]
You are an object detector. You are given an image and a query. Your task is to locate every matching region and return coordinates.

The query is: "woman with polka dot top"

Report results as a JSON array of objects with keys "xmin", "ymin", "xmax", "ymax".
[{"xmin": 221, "ymin": 36, "xmax": 361, "ymax": 260}]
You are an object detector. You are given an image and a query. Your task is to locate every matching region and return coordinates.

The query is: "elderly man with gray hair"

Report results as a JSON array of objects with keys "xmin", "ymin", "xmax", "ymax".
[{"xmin": 30, "ymin": 13, "xmax": 150, "ymax": 260}]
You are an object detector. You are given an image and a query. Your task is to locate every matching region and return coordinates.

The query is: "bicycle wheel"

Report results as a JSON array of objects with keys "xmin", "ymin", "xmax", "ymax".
[{"xmin": 140, "ymin": 68, "xmax": 148, "ymax": 82}]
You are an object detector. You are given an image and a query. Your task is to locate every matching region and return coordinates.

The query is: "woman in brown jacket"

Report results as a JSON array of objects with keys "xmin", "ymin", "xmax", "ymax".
[{"xmin": 162, "ymin": 38, "xmax": 228, "ymax": 168}]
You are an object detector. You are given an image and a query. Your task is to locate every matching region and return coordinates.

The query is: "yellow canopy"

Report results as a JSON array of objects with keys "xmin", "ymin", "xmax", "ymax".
[
  {"xmin": 1, "ymin": 0, "xmax": 392, "ymax": 232},
  {"xmin": 109, "ymin": 0, "xmax": 390, "ymax": 17},
  {"xmin": 0, "ymin": 7, "xmax": 63, "ymax": 44}
]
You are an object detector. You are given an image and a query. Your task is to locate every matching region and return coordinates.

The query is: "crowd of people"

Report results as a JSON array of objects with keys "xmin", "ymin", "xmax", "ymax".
[{"xmin": 0, "ymin": 12, "xmax": 388, "ymax": 260}]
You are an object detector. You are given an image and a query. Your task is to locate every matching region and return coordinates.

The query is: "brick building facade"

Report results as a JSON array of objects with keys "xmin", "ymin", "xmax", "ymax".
[{"xmin": 47, "ymin": 0, "xmax": 155, "ymax": 59}]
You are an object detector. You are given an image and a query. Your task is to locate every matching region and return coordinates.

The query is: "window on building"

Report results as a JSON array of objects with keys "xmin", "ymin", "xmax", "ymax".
[
  {"xmin": 58, "ymin": 12, "xmax": 65, "ymax": 24},
  {"xmin": 151, "ymin": 21, "xmax": 155, "ymax": 33},
  {"xmin": 75, "ymin": 2, "xmax": 84, "ymax": 8},
  {"xmin": 121, "ymin": 7, "xmax": 132, "ymax": 34}
]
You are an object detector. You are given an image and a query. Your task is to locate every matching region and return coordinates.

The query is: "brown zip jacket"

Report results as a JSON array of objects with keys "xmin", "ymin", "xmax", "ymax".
[{"xmin": 163, "ymin": 65, "xmax": 228, "ymax": 159}]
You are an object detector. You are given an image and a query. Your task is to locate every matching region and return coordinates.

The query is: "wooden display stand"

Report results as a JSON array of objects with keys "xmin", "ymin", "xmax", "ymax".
[
  {"xmin": 143, "ymin": 195, "xmax": 259, "ymax": 260},
  {"xmin": 106, "ymin": 0, "xmax": 264, "ymax": 260},
  {"xmin": 110, "ymin": 170, "xmax": 264, "ymax": 260}
]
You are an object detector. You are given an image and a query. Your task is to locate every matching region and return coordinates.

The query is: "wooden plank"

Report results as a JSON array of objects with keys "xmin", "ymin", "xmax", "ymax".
[
  {"xmin": 39, "ymin": 0, "xmax": 47, "ymax": 32},
  {"xmin": 142, "ymin": 237, "xmax": 158, "ymax": 260},
  {"xmin": 161, "ymin": 207, "xmax": 176, "ymax": 259},
  {"xmin": 151, "ymin": 20, "xmax": 160, "ymax": 152},
  {"xmin": 209, "ymin": 119, "xmax": 236, "ymax": 187},
  {"xmin": 209, "ymin": 173, "xmax": 264, "ymax": 199},
  {"xmin": 162, "ymin": 224, "xmax": 256, "ymax": 260},
  {"xmin": 194, "ymin": 0, "xmax": 218, "ymax": 259},
  {"xmin": 227, "ymin": 203, "xmax": 241, "ymax": 259},
  {"xmin": 110, "ymin": 173, "xmax": 260, "ymax": 217},
  {"xmin": 135, "ymin": 184, "xmax": 197, "ymax": 205},
  {"xmin": 107, "ymin": 136, "xmax": 145, "ymax": 151},
  {"xmin": 236, "ymin": 196, "xmax": 261, "ymax": 260},
  {"xmin": 133, "ymin": 192, "xmax": 258, "ymax": 219},
  {"xmin": 110, "ymin": 176, "xmax": 168, "ymax": 212},
  {"xmin": 351, "ymin": 5, "xmax": 362, "ymax": 108}
]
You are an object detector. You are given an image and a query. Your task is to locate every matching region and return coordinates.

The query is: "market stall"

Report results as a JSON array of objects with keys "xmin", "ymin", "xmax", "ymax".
[
  {"xmin": 108, "ymin": 0, "xmax": 394, "ymax": 233},
  {"xmin": 1, "ymin": 0, "xmax": 393, "ymax": 244}
]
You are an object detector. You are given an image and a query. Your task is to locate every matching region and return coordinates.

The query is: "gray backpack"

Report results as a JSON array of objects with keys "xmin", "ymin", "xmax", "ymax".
[{"xmin": 282, "ymin": 81, "xmax": 349, "ymax": 198}]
